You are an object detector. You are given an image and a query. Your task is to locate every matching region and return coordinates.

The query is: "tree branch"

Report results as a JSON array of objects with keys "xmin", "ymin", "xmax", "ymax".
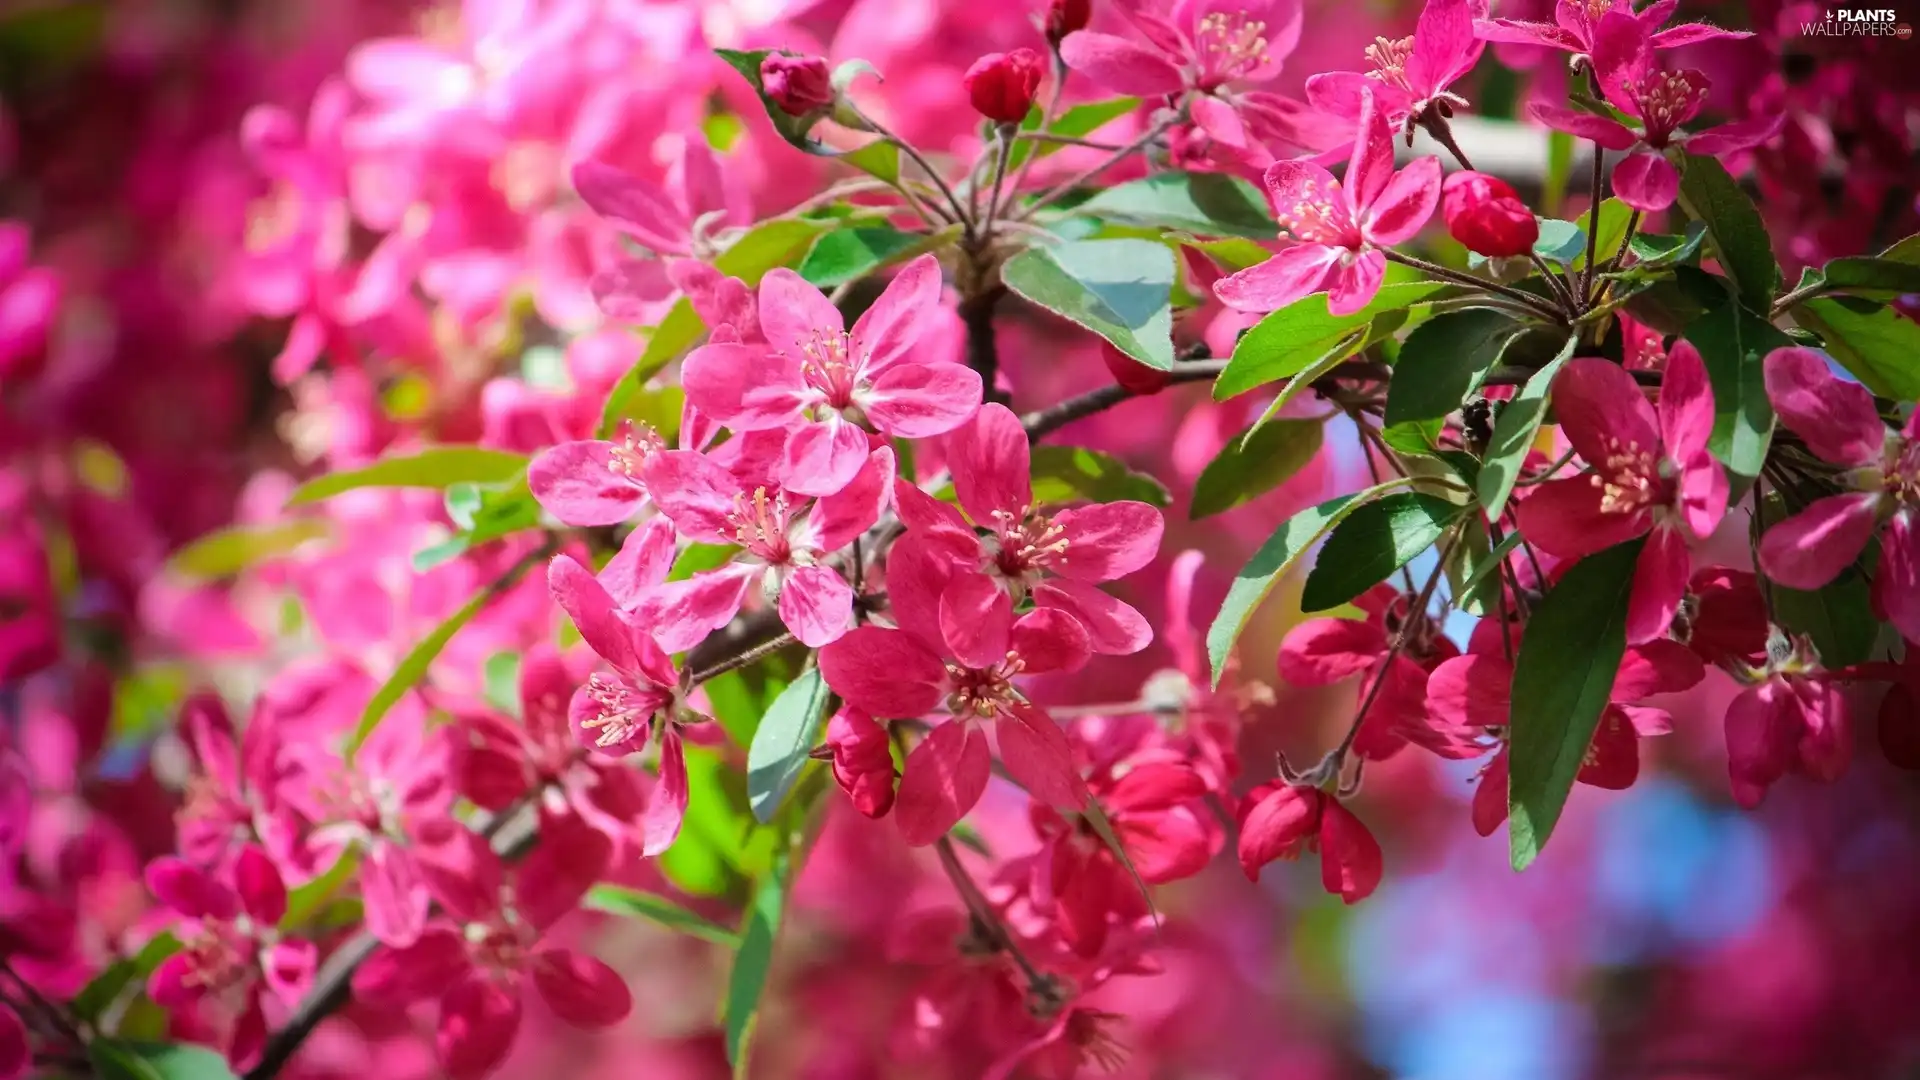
[{"xmin": 1019, "ymin": 359, "xmax": 1227, "ymax": 439}]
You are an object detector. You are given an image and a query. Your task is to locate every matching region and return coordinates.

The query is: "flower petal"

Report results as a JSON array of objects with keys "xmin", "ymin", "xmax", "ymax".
[
  {"xmin": 599, "ymin": 516, "xmax": 678, "ymax": 610},
  {"xmin": 849, "ymin": 254, "xmax": 942, "ymax": 374},
  {"xmin": 819, "ymin": 626, "xmax": 948, "ymax": 718},
  {"xmin": 758, "ymin": 267, "xmax": 844, "ymax": 358},
  {"xmin": 437, "ymin": 975, "xmax": 524, "ymax": 1080},
  {"xmin": 1658, "ymin": 340, "xmax": 1716, "ymax": 462},
  {"xmin": 532, "ymin": 947, "xmax": 632, "ymax": 1029},
  {"xmin": 529, "ymin": 441, "xmax": 644, "ymax": 527},
  {"xmin": 863, "ymin": 362, "xmax": 983, "ymax": 439},
  {"xmin": 994, "ymin": 703, "xmax": 1088, "ymax": 811},
  {"xmin": 145, "ymin": 857, "xmax": 239, "ymax": 922},
  {"xmin": 1360, "ymin": 156, "xmax": 1442, "ymax": 247},
  {"xmin": 571, "ymin": 160, "xmax": 690, "ymax": 255},
  {"xmin": 1325, "ymin": 248, "xmax": 1387, "ymax": 316},
  {"xmin": 780, "ymin": 418, "xmax": 873, "ymax": 497},
  {"xmin": 779, "ymin": 564, "xmax": 855, "ymax": 647},
  {"xmin": 1515, "ymin": 476, "xmax": 1651, "ymax": 560},
  {"xmin": 1212, "ymin": 243, "xmax": 1342, "ymax": 313},
  {"xmin": 636, "ymin": 566, "xmax": 755, "ymax": 654},
  {"xmin": 1276, "ymin": 617, "xmax": 1389, "ymax": 685},
  {"xmin": 895, "ymin": 721, "xmax": 991, "ymax": 845},
  {"xmin": 1627, "ymin": 524, "xmax": 1691, "ymax": 646},
  {"xmin": 1610, "ymin": 150, "xmax": 1680, "ymax": 213},
  {"xmin": 1552, "ymin": 356, "xmax": 1661, "ymax": 472},
  {"xmin": 1053, "ymin": 501, "xmax": 1164, "ymax": 581},
  {"xmin": 1527, "ymin": 103, "xmax": 1638, "ymax": 150},
  {"xmin": 1763, "ymin": 346, "xmax": 1885, "ymax": 467},
  {"xmin": 1058, "ymin": 31, "xmax": 1187, "ymax": 96},
  {"xmin": 642, "ymin": 450, "xmax": 742, "ymax": 544},
  {"xmin": 1032, "ymin": 579, "xmax": 1152, "ymax": 655},
  {"xmin": 1757, "ymin": 492, "xmax": 1881, "ymax": 590},
  {"xmin": 1009, "ymin": 606, "xmax": 1093, "ymax": 674},
  {"xmin": 1685, "ymin": 113, "xmax": 1783, "ymax": 157},
  {"xmin": 681, "ymin": 342, "xmax": 805, "ymax": 431},
  {"xmin": 548, "ymin": 555, "xmax": 640, "ymax": 672},
  {"xmin": 1876, "ymin": 511, "xmax": 1920, "ymax": 645},
  {"xmin": 1317, "ymin": 798, "xmax": 1383, "ymax": 903}
]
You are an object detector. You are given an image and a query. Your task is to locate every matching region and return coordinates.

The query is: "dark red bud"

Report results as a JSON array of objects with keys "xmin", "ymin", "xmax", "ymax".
[
  {"xmin": 1045, "ymin": 0, "xmax": 1093, "ymax": 45},
  {"xmin": 1441, "ymin": 170, "xmax": 1539, "ymax": 258},
  {"xmin": 1100, "ymin": 341, "xmax": 1171, "ymax": 395},
  {"xmin": 760, "ymin": 54, "xmax": 834, "ymax": 116},
  {"xmin": 963, "ymin": 48, "xmax": 1045, "ymax": 125}
]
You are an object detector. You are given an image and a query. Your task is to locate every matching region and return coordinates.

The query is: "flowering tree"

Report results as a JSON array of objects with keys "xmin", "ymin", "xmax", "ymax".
[{"xmin": 4, "ymin": 0, "xmax": 1920, "ymax": 1078}]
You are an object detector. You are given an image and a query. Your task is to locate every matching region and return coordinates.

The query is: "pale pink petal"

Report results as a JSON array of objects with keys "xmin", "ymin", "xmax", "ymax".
[
  {"xmin": 571, "ymin": 160, "xmax": 691, "ymax": 255},
  {"xmin": 1263, "ymin": 159, "xmax": 1357, "ymax": 244},
  {"xmin": 549, "ymin": 555, "xmax": 640, "ymax": 672},
  {"xmin": 1213, "ymin": 243, "xmax": 1344, "ymax": 314},
  {"xmin": 940, "ymin": 572, "xmax": 1014, "ymax": 669},
  {"xmin": 362, "ymin": 843, "xmax": 429, "ymax": 948},
  {"xmin": 636, "ymin": 567, "xmax": 756, "ymax": 654},
  {"xmin": 438, "ymin": 975, "xmax": 523, "ymax": 1080},
  {"xmin": 994, "ymin": 703, "xmax": 1088, "ymax": 810},
  {"xmin": 1685, "ymin": 113, "xmax": 1783, "ymax": 157},
  {"xmin": 1611, "ymin": 150, "xmax": 1680, "ymax": 213},
  {"xmin": 1527, "ymin": 103, "xmax": 1638, "ymax": 150},
  {"xmin": 1517, "ymin": 476, "xmax": 1653, "ymax": 559},
  {"xmin": 530, "ymin": 441, "xmax": 645, "ymax": 527},
  {"xmin": 895, "ymin": 720, "xmax": 992, "ymax": 845},
  {"xmin": 1008, "ymin": 607, "xmax": 1093, "ymax": 674},
  {"xmin": 818, "ymin": 626, "xmax": 949, "ymax": 718},
  {"xmin": 1407, "ymin": 0, "xmax": 1483, "ymax": 94},
  {"xmin": 1360, "ymin": 156, "xmax": 1442, "ymax": 246},
  {"xmin": 1626, "ymin": 524, "xmax": 1691, "ymax": 645},
  {"xmin": 1649, "ymin": 21, "xmax": 1753, "ymax": 47},
  {"xmin": 1058, "ymin": 31, "xmax": 1188, "ymax": 96},
  {"xmin": 863, "ymin": 362, "xmax": 983, "ymax": 439},
  {"xmin": 1325, "ymin": 249, "xmax": 1387, "ymax": 316},
  {"xmin": 810, "ymin": 447, "xmax": 894, "ymax": 553},
  {"xmin": 758, "ymin": 268, "xmax": 845, "ymax": 357},
  {"xmin": 779, "ymin": 564, "xmax": 855, "ymax": 647},
  {"xmin": 642, "ymin": 449, "xmax": 742, "ymax": 542},
  {"xmin": 849, "ymin": 254, "xmax": 943, "ymax": 374},
  {"xmin": 682, "ymin": 342, "xmax": 806, "ymax": 431},
  {"xmin": 1032, "ymin": 579, "xmax": 1152, "ymax": 655},
  {"xmin": 599, "ymin": 517, "xmax": 678, "ymax": 610},
  {"xmin": 780, "ymin": 418, "xmax": 871, "ymax": 498},
  {"xmin": 532, "ymin": 948, "xmax": 632, "ymax": 1029},
  {"xmin": 1053, "ymin": 501, "xmax": 1165, "ymax": 581},
  {"xmin": 1552, "ymin": 356, "xmax": 1661, "ymax": 470},
  {"xmin": 1763, "ymin": 346, "xmax": 1885, "ymax": 467},
  {"xmin": 1757, "ymin": 492, "xmax": 1881, "ymax": 590},
  {"xmin": 1474, "ymin": 18, "xmax": 1583, "ymax": 51},
  {"xmin": 1190, "ymin": 93, "xmax": 1249, "ymax": 150},
  {"xmin": 1876, "ymin": 512, "xmax": 1920, "ymax": 645},
  {"xmin": 949, "ymin": 402, "xmax": 1033, "ymax": 523},
  {"xmin": 590, "ymin": 258, "xmax": 676, "ymax": 322}
]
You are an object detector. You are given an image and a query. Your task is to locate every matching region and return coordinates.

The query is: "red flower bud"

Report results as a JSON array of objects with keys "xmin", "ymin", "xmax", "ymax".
[
  {"xmin": 818, "ymin": 707, "xmax": 897, "ymax": 818},
  {"xmin": 964, "ymin": 48, "xmax": 1045, "ymax": 125},
  {"xmin": 760, "ymin": 54, "xmax": 834, "ymax": 116},
  {"xmin": 1044, "ymin": 0, "xmax": 1093, "ymax": 45},
  {"xmin": 1100, "ymin": 341, "xmax": 1171, "ymax": 395},
  {"xmin": 1441, "ymin": 170, "xmax": 1539, "ymax": 258}
]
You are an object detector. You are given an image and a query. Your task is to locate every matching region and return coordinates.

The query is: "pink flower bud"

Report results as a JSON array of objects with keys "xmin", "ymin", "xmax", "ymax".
[
  {"xmin": 760, "ymin": 54, "xmax": 834, "ymax": 116},
  {"xmin": 818, "ymin": 708, "xmax": 897, "ymax": 818},
  {"xmin": 1440, "ymin": 170, "xmax": 1539, "ymax": 258},
  {"xmin": 1045, "ymin": 0, "xmax": 1093, "ymax": 46},
  {"xmin": 964, "ymin": 48, "xmax": 1045, "ymax": 125}
]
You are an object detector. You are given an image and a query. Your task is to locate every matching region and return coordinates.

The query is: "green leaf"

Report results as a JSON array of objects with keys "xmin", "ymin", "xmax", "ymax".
[
  {"xmin": 714, "ymin": 48, "xmax": 868, "ymax": 156},
  {"xmin": 71, "ymin": 934, "xmax": 180, "ymax": 1024},
  {"xmin": 1300, "ymin": 494, "xmax": 1463, "ymax": 612},
  {"xmin": 1240, "ymin": 328, "xmax": 1366, "ymax": 440},
  {"xmin": 166, "ymin": 520, "xmax": 331, "ymax": 581},
  {"xmin": 415, "ymin": 479, "xmax": 541, "ymax": 572},
  {"xmin": 1575, "ymin": 198, "xmax": 1635, "ymax": 271},
  {"xmin": 1817, "ymin": 253, "xmax": 1920, "ymax": 301},
  {"xmin": 725, "ymin": 846, "xmax": 793, "ymax": 1077},
  {"xmin": 1477, "ymin": 336, "xmax": 1577, "ymax": 520},
  {"xmin": 1007, "ymin": 96, "xmax": 1140, "ymax": 170},
  {"xmin": 1626, "ymin": 223, "xmax": 1707, "ymax": 266},
  {"xmin": 1383, "ymin": 308, "xmax": 1526, "ymax": 425},
  {"xmin": 1204, "ymin": 480, "xmax": 1412, "ymax": 686},
  {"xmin": 1450, "ymin": 525, "xmax": 1524, "ymax": 617},
  {"xmin": 798, "ymin": 225, "xmax": 948, "ymax": 287},
  {"xmin": 1379, "ymin": 418, "xmax": 1444, "ymax": 456},
  {"xmin": 346, "ymin": 583, "xmax": 497, "ymax": 760},
  {"xmin": 1029, "ymin": 445, "xmax": 1171, "ymax": 507},
  {"xmin": 482, "ymin": 652, "xmax": 521, "ymax": 715},
  {"xmin": 1001, "ymin": 238, "xmax": 1176, "ymax": 370},
  {"xmin": 585, "ymin": 884, "xmax": 743, "ymax": 947},
  {"xmin": 1544, "ymin": 131, "xmax": 1573, "ymax": 217},
  {"xmin": 1215, "ymin": 281, "xmax": 1450, "ymax": 399},
  {"xmin": 671, "ymin": 542, "xmax": 741, "ymax": 582},
  {"xmin": 286, "ymin": 447, "xmax": 527, "ymax": 505},
  {"xmin": 1075, "ymin": 171, "xmax": 1276, "ymax": 239},
  {"xmin": 283, "ymin": 849, "xmax": 360, "ymax": 930},
  {"xmin": 1532, "ymin": 218, "xmax": 1586, "ymax": 263},
  {"xmin": 1677, "ymin": 154, "xmax": 1780, "ymax": 313},
  {"xmin": 1773, "ymin": 573, "xmax": 1879, "ymax": 670},
  {"xmin": 840, "ymin": 138, "xmax": 901, "ymax": 185},
  {"xmin": 89, "ymin": 1040, "xmax": 239, "ymax": 1080},
  {"xmin": 1621, "ymin": 264, "xmax": 1727, "ymax": 335},
  {"xmin": 1684, "ymin": 296, "xmax": 1794, "ymax": 492},
  {"xmin": 1191, "ymin": 418, "xmax": 1324, "ymax": 520},
  {"xmin": 1508, "ymin": 537, "xmax": 1641, "ymax": 870},
  {"xmin": 747, "ymin": 668, "xmax": 832, "ymax": 823},
  {"xmin": 598, "ymin": 217, "xmax": 828, "ymax": 436},
  {"xmin": 1792, "ymin": 295, "xmax": 1920, "ymax": 400}
]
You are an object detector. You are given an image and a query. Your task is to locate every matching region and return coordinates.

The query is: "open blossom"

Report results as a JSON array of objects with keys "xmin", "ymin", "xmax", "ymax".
[
  {"xmin": 354, "ymin": 821, "xmax": 628, "ymax": 1080},
  {"xmin": 571, "ymin": 137, "xmax": 747, "ymax": 321},
  {"xmin": 1235, "ymin": 782, "xmax": 1382, "ymax": 903},
  {"xmin": 640, "ymin": 446, "xmax": 892, "ymax": 650},
  {"xmin": 528, "ymin": 419, "xmax": 666, "ymax": 527},
  {"xmin": 1723, "ymin": 633, "xmax": 1851, "ymax": 807},
  {"xmin": 1304, "ymin": 0, "xmax": 1487, "ymax": 132},
  {"xmin": 818, "ymin": 543, "xmax": 1091, "ymax": 845},
  {"xmin": 1426, "ymin": 621, "xmax": 1703, "ymax": 834},
  {"xmin": 1213, "ymin": 87, "xmax": 1441, "ymax": 316},
  {"xmin": 682, "ymin": 254, "xmax": 981, "ymax": 497},
  {"xmin": 548, "ymin": 542, "xmax": 696, "ymax": 856},
  {"xmin": 1527, "ymin": 11, "xmax": 1780, "ymax": 211},
  {"xmin": 1476, "ymin": 0, "xmax": 1752, "ymax": 59},
  {"xmin": 145, "ymin": 849, "xmax": 317, "ymax": 1070},
  {"xmin": 896, "ymin": 403, "xmax": 1162, "ymax": 655},
  {"xmin": 1518, "ymin": 342, "xmax": 1726, "ymax": 645},
  {"xmin": 1758, "ymin": 347, "xmax": 1920, "ymax": 643},
  {"xmin": 173, "ymin": 695, "xmax": 293, "ymax": 870}
]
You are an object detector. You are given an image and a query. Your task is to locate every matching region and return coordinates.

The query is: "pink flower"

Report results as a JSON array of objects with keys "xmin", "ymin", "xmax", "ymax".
[
  {"xmin": 896, "ymin": 403, "xmax": 1162, "ymax": 655},
  {"xmin": 1426, "ymin": 621, "xmax": 1702, "ymax": 835},
  {"xmin": 682, "ymin": 255, "xmax": 981, "ymax": 497},
  {"xmin": 0, "ymin": 222, "xmax": 58, "ymax": 385},
  {"xmin": 146, "ymin": 849, "xmax": 317, "ymax": 1071},
  {"xmin": 639, "ymin": 446, "xmax": 892, "ymax": 650},
  {"xmin": 448, "ymin": 645, "xmax": 648, "ymax": 852},
  {"xmin": 1722, "ymin": 634, "xmax": 1851, "ymax": 808},
  {"xmin": 547, "ymin": 545, "xmax": 695, "ymax": 856},
  {"xmin": 1235, "ymin": 782, "xmax": 1382, "ymax": 902},
  {"xmin": 1213, "ymin": 88, "xmax": 1442, "ymax": 316},
  {"xmin": 1527, "ymin": 11, "xmax": 1780, "ymax": 211},
  {"xmin": 816, "ymin": 707, "xmax": 899, "ymax": 818},
  {"xmin": 1517, "ymin": 343, "xmax": 1726, "ymax": 645},
  {"xmin": 173, "ymin": 694, "xmax": 292, "ymax": 870},
  {"xmin": 1304, "ymin": 0, "xmax": 1488, "ymax": 132},
  {"xmin": 354, "ymin": 820, "xmax": 627, "ymax": 1080},
  {"xmin": 1441, "ymin": 170, "xmax": 1539, "ymax": 257},
  {"xmin": 528, "ymin": 420, "xmax": 666, "ymax": 527},
  {"xmin": 818, "ymin": 543, "xmax": 1091, "ymax": 845},
  {"xmin": 1060, "ymin": 0, "xmax": 1303, "ymax": 152},
  {"xmin": 570, "ymin": 138, "xmax": 746, "ymax": 322},
  {"xmin": 1758, "ymin": 347, "xmax": 1920, "ymax": 643},
  {"xmin": 1275, "ymin": 584, "xmax": 1465, "ymax": 761},
  {"xmin": 1476, "ymin": 0, "xmax": 1751, "ymax": 59}
]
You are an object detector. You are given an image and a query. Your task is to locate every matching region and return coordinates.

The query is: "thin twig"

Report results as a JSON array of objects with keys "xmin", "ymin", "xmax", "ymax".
[
  {"xmin": 1333, "ymin": 530, "xmax": 1459, "ymax": 763},
  {"xmin": 1383, "ymin": 251, "xmax": 1567, "ymax": 320},
  {"xmin": 1578, "ymin": 149, "xmax": 1605, "ymax": 298},
  {"xmin": 690, "ymin": 631, "xmax": 798, "ymax": 686},
  {"xmin": 848, "ymin": 104, "xmax": 969, "ymax": 225},
  {"xmin": 1018, "ymin": 359, "xmax": 1228, "ymax": 438},
  {"xmin": 933, "ymin": 837, "xmax": 1056, "ymax": 995},
  {"xmin": 1017, "ymin": 112, "xmax": 1178, "ymax": 221}
]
